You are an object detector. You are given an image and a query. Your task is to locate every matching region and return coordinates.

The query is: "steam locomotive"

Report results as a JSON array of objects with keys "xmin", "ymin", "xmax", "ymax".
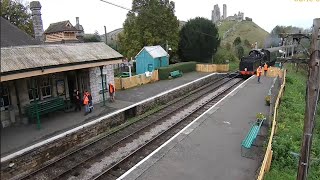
[{"xmin": 239, "ymin": 48, "xmax": 281, "ymax": 77}]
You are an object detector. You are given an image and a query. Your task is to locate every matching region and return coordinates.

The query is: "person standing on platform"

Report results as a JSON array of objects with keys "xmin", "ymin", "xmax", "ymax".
[
  {"xmin": 83, "ymin": 91, "xmax": 89, "ymax": 115},
  {"xmin": 257, "ymin": 66, "xmax": 263, "ymax": 83},
  {"xmin": 108, "ymin": 83, "xmax": 115, "ymax": 102},
  {"xmin": 264, "ymin": 63, "xmax": 268, "ymax": 76},
  {"xmin": 74, "ymin": 89, "xmax": 81, "ymax": 111},
  {"xmin": 88, "ymin": 91, "xmax": 93, "ymax": 113}
]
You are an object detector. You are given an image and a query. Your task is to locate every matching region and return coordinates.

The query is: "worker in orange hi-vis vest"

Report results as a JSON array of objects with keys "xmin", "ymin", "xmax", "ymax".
[
  {"xmin": 83, "ymin": 91, "xmax": 90, "ymax": 115},
  {"xmin": 108, "ymin": 83, "xmax": 115, "ymax": 102},
  {"xmin": 263, "ymin": 63, "xmax": 268, "ymax": 76},
  {"xmin": 256, "ymin": 66, "xmax": 263, "ymax": 83}
]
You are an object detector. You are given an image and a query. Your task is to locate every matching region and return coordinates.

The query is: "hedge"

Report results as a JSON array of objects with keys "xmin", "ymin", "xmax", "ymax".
[{"xmin": 157, "ymin": 62, "xmax": 196, "ymax": 80}]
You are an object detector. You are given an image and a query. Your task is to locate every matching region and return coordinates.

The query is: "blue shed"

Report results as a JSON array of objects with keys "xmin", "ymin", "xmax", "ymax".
[{"xmin": 135, "ymin": 45, "xmax": 169, "ymax": 74}]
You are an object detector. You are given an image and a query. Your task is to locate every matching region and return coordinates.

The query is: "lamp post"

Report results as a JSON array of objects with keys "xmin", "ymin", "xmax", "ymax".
[{"xmin": 100, "ymin": 66, "xmax": 106, "ymax": 106}]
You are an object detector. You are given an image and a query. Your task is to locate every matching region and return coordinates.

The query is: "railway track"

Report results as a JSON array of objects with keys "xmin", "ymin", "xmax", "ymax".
[{"xmin": 16, "ymin": 73, "xmax": 243, "ymax": 180}]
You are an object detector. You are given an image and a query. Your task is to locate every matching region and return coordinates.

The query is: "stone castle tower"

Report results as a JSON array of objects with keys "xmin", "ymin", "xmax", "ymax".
[
  {"xmin": 30, "ymin": 1, "xmax": 44, "ymax": 42},
  {"xmin": 223, "ymin": 4, "xmax": 227, "ymax": 19},
  {"xmin": 211, "ymin": 4, "xmax": 221, "ymax": 23}
]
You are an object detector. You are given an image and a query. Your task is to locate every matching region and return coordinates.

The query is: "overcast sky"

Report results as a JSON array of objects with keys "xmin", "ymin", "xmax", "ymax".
[{"xmin": 37, "ymin": 0, "xmax": 319, "ymax": 34}]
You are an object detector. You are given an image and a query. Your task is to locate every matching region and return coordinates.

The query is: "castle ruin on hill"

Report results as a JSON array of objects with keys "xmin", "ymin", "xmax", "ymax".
[{"xmin": 212, "ymin": 4, "xmax": 251, "ymax": 24}]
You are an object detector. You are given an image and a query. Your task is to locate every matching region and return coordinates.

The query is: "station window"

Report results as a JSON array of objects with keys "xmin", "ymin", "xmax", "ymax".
[
  {"xmin": 0, "ymin": 84, "xmax": 11, "ymax": 110},
  {"xmin": 27, "ymin": 79, "xmax": 40, "ymax": 101},
  {"xmin": 40, "ymin": 76, "xmax": 52, "ymax": 99}
]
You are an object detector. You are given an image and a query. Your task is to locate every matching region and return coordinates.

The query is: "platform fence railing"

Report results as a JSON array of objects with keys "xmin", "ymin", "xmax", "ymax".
[{"xmin": 257, "ymin": 69, "xmax": 286, "ymax": 180}]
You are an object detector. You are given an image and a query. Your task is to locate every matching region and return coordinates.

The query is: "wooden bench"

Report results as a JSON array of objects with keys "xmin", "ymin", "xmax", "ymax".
[
  {"xmin": 170, "ymin": 70, "xmax": 183, "ymax": 78},
  {"xmin": 25, "ymin": 97, "xmax": 65, "ymax": 124},
  {"xmin": 241, "ymin": 118, "xmax": 265, "ymax": 158}
]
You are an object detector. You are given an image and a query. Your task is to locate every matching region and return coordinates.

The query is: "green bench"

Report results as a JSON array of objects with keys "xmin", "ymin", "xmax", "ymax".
[
  {"xmin": 120, "ymin": 72, "xmax": 130, "ymax": 78},
  {"xmin": 241, "ymin": 118, "xmax": 265, "ymax": 158},
  {"xmin": 25, "ymin": 97, "xmax": 65, "ymax": 124},
  {"xmin": 170, "ymin": 70, "xmax": 183, "ymax": 78}
]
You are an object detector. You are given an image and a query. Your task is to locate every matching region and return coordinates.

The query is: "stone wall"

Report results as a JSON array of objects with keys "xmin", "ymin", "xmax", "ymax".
[
  {"xmin": 0, "ymin": 73, "xmax": 223, "ymax": 179},
  {"xmin": 89, "ymin": 65, "xmax": 114, "ymax": 104}
]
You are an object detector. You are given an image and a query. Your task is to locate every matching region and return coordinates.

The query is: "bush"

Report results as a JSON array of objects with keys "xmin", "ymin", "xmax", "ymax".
[
  {"xmin": 212, "ymin": 47, "xmax": 238, "ymax": 64},
  {"xmin": 157, "ymin": 62, "xmax": 196, "ymax": 80},
  {"xmin": 265, "ymin": 95, "xmax": 271, "ymax": 106}
]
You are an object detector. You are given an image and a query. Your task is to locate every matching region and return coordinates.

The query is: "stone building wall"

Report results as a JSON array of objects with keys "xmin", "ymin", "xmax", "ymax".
[{"xmin": 89, "ymin": 65, "xmax": 114, "ymax": 104}]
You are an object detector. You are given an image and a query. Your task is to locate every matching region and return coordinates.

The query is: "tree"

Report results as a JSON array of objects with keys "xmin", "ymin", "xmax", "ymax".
[
  {"xmin": 236, "ymin": 45, "xmax": 244, "ymax": 59},
  {"xmin": 244, "ymin": 39, "xmax": 251, "ymax": 48},
  {"xmin": 83, "ymin": 31, "xmax": 101, "ymax": 42},
  {"xmin": 233, "ymin": 37, "xmax": 241, "ymax": 46},
  {"xmin": 118, "ymin": 0, "xmax": 179, "ymax": 58},
  {"xmin": 178, "ymin": 17, "xmax": 220, "ymax": 63},
  {"xmin": 1, "ymin": 0, "xmax": 34, "ymax": 37}
]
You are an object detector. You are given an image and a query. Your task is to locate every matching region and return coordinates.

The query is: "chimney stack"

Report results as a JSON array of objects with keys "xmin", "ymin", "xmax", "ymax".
[
  {"xmin": 76, "ymin": 17, "xmax": 79, "ymax": 25},
  {"xmin": 30, "ymin": 1, "xmax": 44, "ymax": 42}
]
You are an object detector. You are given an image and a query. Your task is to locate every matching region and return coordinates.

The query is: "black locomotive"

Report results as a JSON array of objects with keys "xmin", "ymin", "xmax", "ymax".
[{"xmin": 239, "ymin": 48, "xmax": 280, "ymax": 77}]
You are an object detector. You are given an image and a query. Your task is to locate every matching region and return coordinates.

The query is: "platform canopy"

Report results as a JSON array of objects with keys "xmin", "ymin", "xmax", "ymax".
[{"xmin": 1, "ymin": 42, "xmax": 123, "ymax": 82}]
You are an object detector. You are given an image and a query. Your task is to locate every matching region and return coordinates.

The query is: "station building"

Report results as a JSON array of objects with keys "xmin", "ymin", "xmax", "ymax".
[{"xmin": 0, "ymin": 17, "xmax": 123, "ymax": 128}]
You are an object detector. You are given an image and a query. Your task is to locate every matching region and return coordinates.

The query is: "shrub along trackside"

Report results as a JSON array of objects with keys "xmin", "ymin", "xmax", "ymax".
[
  {"xmin": 265, "ymin": 68, "xmax": 320, "ymax": 180},
  {"xmin": 157, "ymin": 61, "xmax": 196, "ymax": 80}
]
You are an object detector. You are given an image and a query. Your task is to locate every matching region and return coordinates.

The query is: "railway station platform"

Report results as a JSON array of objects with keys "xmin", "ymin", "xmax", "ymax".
[
  {"xmin": 119, "ymin": 75, "xmax": 274, "ymax": 180},
  {"xmin": 1, "ymin": 72, "xmax": 210, "ymax": 157}
]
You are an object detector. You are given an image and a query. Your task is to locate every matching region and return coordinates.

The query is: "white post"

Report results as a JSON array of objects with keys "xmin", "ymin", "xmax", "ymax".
[{"xmin": 129, "ymin": 65, "xmax": 132, "ymax": 77}]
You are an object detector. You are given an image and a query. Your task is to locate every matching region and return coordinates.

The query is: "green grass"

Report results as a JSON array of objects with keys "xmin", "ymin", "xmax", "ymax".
[
  {"xmin": 218, "ymin": 20, "xmax": 269, "ymax": 49},
  {"xmin": 264, "ymin": 66, "xmax": 320, "ymax": 180}
]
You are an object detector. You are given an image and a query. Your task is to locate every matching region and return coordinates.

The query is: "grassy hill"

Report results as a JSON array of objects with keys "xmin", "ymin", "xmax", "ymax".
[{"xmin": 217, "ymin": 20, "xmax": 269, "ymax": 49}]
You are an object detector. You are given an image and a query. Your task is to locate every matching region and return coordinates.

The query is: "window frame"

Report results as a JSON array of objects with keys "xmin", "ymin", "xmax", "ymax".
[
  {"xmin": 0, "ymin": 83, "xmax": 11, "ymax": 110},
  {"xmin": 39, "ymin": 76, "xmax": 52, "ymax": 99},
  {"xmin": 98, "ymin": 74, "xmax": 108, "ymax": 91},
  {"xmin": 27, "ymin": 79, "xmax": 40, "ymax": 102}
]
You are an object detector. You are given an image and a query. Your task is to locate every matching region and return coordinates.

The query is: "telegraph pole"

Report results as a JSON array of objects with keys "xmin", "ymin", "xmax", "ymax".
[
  {"xmin": 104, "ymin": 26, "xmax": 107, "ymax": 45},
  {"xmin": 297, "ymin": 18, "xmax": 320, "ymax": 180}
]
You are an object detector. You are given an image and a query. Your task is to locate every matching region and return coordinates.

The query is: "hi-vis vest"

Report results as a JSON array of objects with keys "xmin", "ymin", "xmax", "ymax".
[{"xmin": 257, "ymin": 68, "xmax": 262, "ymax": 76}]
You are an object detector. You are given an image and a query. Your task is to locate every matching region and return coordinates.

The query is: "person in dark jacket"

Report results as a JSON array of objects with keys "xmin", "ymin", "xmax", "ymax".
[
  {"xmin": 88, "ymin": 92, "xmax": 93, "ymax": 113},
  {"xmin": 74, "ymin": 89, "xmax": 81, "ymax": 111}
]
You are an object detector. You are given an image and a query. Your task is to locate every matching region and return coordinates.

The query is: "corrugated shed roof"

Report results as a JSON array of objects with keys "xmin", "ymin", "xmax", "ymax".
[
  {"xmin": 44, "ymin": 20, "xmax": 78, "ymax": 34},
  {"xmin": 0, "ymin": 17, "xmax": 41, "ymax": 47},
  {"xmin": 1, "ymin": 42, "xmax": 123, "ymax": 73},
  {"xmin": 137, "ymin": 45, "xmax": 168, "ymax": 58}
]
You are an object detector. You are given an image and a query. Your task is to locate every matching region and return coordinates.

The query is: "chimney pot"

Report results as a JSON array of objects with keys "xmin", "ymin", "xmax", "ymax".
[{"xmin": 76, "ymin": 17, "xmax": 79, "ymax": 25}]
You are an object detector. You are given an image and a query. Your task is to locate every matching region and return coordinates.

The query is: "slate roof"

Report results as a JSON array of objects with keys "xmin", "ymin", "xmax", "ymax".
[
  {"xmin": 0, "ymin": 17, "xmax": 40, "ymax": 47},
  {"xmin": 44, "ymin": 20, "xmax": 78, "ymax": 34},
  {"xmin": 1, "ymin": 42, "xmax": 123, "ymax": 74},
  {"xmin": 136, "ymin": 45, "xmax": 168, "ymax": 59}
]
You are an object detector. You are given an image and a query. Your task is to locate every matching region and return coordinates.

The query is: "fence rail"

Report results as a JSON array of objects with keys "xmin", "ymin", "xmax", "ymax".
[
  {"xmin": 257, "ymin": 69, "xmax": 286, "ymax": 180},
  {"xmin": 196, "ymin": 64, "xmax": 229, "ymax": 73}
]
